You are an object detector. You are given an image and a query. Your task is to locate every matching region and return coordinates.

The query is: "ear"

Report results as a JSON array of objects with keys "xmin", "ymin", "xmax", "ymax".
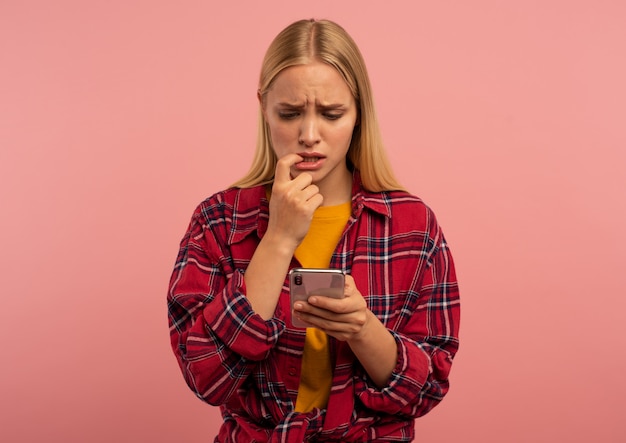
[
  {"xmin": 258, "ymin": 89, "xmax": 268, "ymax": 119},
  {"xmin": 257, "ymin": 89, "xmax": 267, "ymax": 109}
]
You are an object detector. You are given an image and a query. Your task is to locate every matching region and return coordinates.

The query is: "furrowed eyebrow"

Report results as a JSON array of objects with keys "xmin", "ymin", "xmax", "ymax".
[
  {"xmin": 275, "ymin": 102, "xmax": 346, "ymax": 110},
  {"xmin": 276, "ymin": 103, "xmax": 304, "ymax": 109},
  {"xmin": 319, "ymin": 103, "xmax": 346, "ymax": 110}
]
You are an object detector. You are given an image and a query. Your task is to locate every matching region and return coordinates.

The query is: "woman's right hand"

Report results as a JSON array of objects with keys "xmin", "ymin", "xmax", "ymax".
[
  {"xmin": 243, "ymin": 154, "xmax": 323, "ymax": 320},
  {"xmin": 266, "ymin": 153, "xmax": 323, "ymax": 248}
]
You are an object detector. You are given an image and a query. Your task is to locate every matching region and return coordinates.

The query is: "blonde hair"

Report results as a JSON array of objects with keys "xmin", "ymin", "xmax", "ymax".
[{"xmin": 232, "ymin": 19, "xmax": 403, "ymax": 192}]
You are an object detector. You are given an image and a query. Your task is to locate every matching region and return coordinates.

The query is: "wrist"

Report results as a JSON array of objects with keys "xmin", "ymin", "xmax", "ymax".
[{"xmin": 261, "ymin": 230, "xmax": 299, "ymax": 258}]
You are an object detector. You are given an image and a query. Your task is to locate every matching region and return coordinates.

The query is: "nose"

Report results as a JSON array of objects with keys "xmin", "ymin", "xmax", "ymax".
[{"xmin": 298, "ymin": 115, "xmax": 321, "ymax": 147}]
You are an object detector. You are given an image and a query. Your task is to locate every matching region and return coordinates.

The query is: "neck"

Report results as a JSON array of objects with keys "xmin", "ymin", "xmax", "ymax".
[{"xmin": 317, "ymin": 168, "xmax": 352, "ymax": 206}]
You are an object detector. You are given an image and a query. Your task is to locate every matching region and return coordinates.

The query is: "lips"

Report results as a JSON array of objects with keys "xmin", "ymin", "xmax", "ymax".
[
  {"xmin": 295, "ymin": 153, "xmax": 325, "ymax": 170},
  {"xmin": 298, "ymin": 152, "xmax": 325, "ymax": 161}
]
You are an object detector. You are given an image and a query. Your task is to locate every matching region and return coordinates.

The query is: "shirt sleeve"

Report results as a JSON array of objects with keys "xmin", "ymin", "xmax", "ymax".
[
  {"xmin": 355, "ymin": 210, "xmax": 461, "ymax": 417},
  {"xmin": 167, "ymin": 205, "xmax": 285, "ymax": 406}
]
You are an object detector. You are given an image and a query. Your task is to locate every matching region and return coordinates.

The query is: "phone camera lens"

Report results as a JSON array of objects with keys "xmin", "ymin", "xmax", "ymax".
[{"xmin": 295, "ymin": 274, "xmax": 302, "ymax": 285}]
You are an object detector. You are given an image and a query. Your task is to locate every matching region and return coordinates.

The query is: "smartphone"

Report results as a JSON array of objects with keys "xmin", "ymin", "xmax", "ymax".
[{"xmin": 289, "ymin": 268, "xmax": 345, "ymax": 328}]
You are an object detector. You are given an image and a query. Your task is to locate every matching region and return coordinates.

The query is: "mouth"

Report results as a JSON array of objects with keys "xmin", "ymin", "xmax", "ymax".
[
  {"xmin": 301, "ymin": 156, "xmax": 321, "ymax": 163},
  {"xmin": 295, "ymin": 153, "xmax": 325, "ymax": 170}
]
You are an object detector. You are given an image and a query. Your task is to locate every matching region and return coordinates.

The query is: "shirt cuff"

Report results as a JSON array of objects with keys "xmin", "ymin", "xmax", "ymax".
[
  {"xmin": 356, "ymin": 331, "xmax": 430, "ymax": 413},
  {"xmin": 202, "ymin": 269, "xmax": 285, "ymax": 361}
]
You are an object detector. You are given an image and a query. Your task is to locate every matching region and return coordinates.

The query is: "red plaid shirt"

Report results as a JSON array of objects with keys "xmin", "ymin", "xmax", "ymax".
[{"xmin": 168, "ymin": 173, "xmax": 460, "ymax": 442}]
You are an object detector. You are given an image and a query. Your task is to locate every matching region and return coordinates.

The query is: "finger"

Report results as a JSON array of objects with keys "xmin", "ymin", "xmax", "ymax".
[
  {"xmin": 308, "ymin": 192, "xmax": 324, "ymax": 209},
  {"xmin": 274, "ymin": 154, "xmax": 304, "ymax": 183},
  {"xmin": 299, "ymin": 183, "xmax": 321, "ymax": 202},
  {"xmin": 290, "ymin": 170, "xmax": 314, "ymax": 190},
  {"xmin": 294, "ymin": 301, "xmax": 336, "ymax": 319},
  {"xmin": 342, "ymin": 274, "xmax": 360, "ymax": 297},
  {"xmin": 308, "ymin": 294, "xmax": 362, "ymax": 314},
  {"xmin": 343, "ymin": 274, "xmax": 355, "ymax": 290},
  {"xmin": 300, "ymin": 312, "xmax": 361, "ymax": 337}
]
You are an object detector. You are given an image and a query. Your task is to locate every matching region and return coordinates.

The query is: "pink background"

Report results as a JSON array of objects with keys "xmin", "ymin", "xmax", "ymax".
[{"xmin": 1, "ymin": 1, "xmax": 625, "ymax": 442}]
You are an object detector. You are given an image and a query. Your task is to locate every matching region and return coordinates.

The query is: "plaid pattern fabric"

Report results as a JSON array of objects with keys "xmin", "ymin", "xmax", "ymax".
[{"xmin": 168, "ymin": 173, "xmax": 460, "ymax": 442}]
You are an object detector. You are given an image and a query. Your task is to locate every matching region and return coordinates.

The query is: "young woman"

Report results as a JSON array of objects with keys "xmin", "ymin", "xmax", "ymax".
[{"xmin": 168, "ymin": 19, "xmax": 460, "ymax": 442}]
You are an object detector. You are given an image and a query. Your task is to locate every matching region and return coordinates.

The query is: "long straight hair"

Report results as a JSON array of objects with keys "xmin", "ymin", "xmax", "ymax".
[{"xmin": 232, "ymin": 19, "xmax": 404, "ymax": 192}]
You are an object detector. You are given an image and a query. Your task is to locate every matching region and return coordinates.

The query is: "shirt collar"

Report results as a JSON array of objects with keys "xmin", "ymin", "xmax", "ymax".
[
  {"xmin": 228, "ymin": 171, "xmax": 391, "ymax": 245},
  {"xmin": 350, "ymin": 171, "xmax": 393, "ymax": 219}
]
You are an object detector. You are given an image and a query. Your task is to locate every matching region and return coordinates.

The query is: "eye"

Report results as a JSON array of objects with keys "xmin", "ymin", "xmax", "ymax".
[
  {"xmin": 324, "ymin": 113, "xmax": 343, "ymax": 121},
  {"xmin": 278, "ymin": 111, "xmax": 299, "ymax": 120}
]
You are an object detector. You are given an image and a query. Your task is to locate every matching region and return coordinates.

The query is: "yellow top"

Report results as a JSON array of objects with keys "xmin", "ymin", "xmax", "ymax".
[{"xmin": 293, "ymin": 201, "xmax": 351, "ymax": 413}]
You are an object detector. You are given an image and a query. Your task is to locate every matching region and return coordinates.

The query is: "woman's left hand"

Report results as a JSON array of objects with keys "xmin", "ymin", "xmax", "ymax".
[
  {"xmin": 294, "ymin": 273, "xmax": 398, "ymax": 387},
  {"xmin": 292, "ymin": 274, "xmax": 369, "ymax": 342}
]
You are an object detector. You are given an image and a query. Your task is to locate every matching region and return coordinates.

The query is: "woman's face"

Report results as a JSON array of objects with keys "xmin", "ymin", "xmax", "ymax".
[{"xmin": 262, "ymin": 61, "xmax": 358, "ymax": 196}]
